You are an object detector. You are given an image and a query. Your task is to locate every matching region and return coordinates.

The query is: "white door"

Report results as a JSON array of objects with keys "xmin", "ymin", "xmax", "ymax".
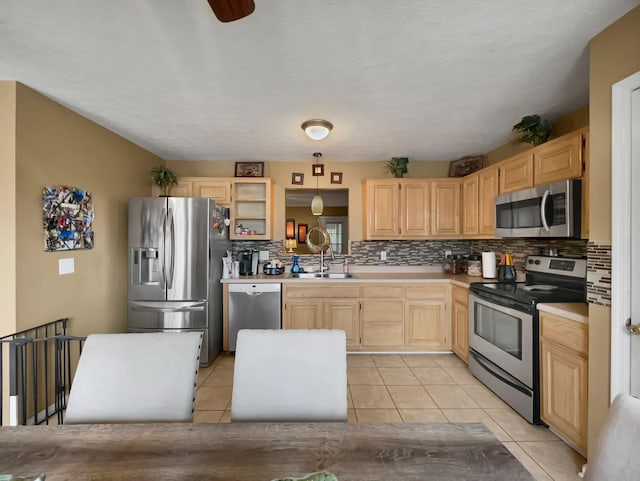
[
  {"xmin": 631, "ymin": 86, "xmax": 640, "ymax": 397},
  {"xmin": 611, "ymin": 71, "xmax": 640, "ymax": 400}
]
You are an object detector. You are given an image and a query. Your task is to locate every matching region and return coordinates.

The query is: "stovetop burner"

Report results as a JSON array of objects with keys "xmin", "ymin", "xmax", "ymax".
[{"xmin": 469, "ymin": 255, "xmax": 587, "ymax": 308}]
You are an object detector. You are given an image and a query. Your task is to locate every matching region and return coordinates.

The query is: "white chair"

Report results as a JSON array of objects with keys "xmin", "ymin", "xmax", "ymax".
[
  {"xmin": 64, "ymin": 332, "xmax": 202, "ymax": 424},
  {"xmin": 231, "ymin": 329, "xmax": 347, "ymax": 422},
  {"xmin": 584, "ymin": 393, "xmax": 640, "ymax": 481}
]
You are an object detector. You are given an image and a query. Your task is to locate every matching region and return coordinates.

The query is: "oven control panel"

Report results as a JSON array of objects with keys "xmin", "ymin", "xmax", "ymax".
[{"xmin": 525, "ymin": 255, "xmax": 586, "ymax": 278}]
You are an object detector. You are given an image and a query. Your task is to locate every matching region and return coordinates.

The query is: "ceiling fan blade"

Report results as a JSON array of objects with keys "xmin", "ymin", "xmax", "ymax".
[{"xmin": 207, "ymin": 0, "xmax": 255, "ymax": 22}]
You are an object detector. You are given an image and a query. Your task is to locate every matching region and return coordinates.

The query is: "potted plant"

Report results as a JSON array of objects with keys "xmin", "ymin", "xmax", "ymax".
[
  {"xmin": 385, "ymin": 157, "xmax": 409, "ymax": 178},
  {"xmin": 150, "ymin": 166, "xmax": 178, "ymax": 196},
  {"xmin": 512, "ymin": 115, "xmax": 552, "ymax": 146}
]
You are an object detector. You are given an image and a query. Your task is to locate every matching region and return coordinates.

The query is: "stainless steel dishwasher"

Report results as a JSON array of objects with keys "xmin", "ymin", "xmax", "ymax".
[{"xmin": 228, "ymin": 283, "xmax": 282, "ymax": 351}]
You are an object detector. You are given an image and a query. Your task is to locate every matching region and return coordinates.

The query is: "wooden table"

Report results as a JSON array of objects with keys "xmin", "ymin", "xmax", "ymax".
[{"xmin": 0, "ymin": 422, "xmax": 534, "ymax": 480}]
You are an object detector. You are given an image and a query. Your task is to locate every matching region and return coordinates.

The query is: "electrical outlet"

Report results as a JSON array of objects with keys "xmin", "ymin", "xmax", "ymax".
[
  {"xmin": 444, "ymin": 250, "xmax": 452, "ymax": 257},
  {"xmin": 380, "ymin": 251, "xmax": 387, "ymax": 261}
]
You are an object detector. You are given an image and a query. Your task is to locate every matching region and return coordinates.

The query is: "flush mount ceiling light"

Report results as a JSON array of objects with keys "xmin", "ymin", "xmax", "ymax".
[
  {"xmin": 301, "ymin": 119, "xmax": 333, "ymax": 141},
  {"xmin": 311, "ymin": 152, "xmax": 324, "ymax": 216}
]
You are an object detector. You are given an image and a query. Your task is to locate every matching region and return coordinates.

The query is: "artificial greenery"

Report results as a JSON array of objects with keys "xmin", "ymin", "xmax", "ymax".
[
  {"xmin": 150, "ymin": 166, "xmax": 178, "ymax": 196},
  {"xmin": 385, "ymin": 157, "xmax": 409, "ymax": 178},
  {"xmin": 512, "ymin": 115, "xmax": 552, "ymax": 146}
]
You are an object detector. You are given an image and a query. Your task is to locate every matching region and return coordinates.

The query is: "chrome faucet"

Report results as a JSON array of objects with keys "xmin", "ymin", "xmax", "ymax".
[{"xmin": 319, "ymin": 245, "xmax": 334, "ymax": 273}]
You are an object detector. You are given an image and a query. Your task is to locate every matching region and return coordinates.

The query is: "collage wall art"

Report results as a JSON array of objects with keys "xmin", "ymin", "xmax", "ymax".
[{"xmin": 43, "ymin": 186, "xmax": 94, "ymax": 251}]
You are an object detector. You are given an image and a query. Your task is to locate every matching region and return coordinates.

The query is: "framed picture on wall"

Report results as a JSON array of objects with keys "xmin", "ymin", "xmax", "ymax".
[
  {"xmin": 234, "ymin": 161, "xmax": 264, "ymax": 177},
  {"xmin": 312, "ymin": 164, "xmax": 324, "ymax": 176},
  {"xmin": 330, "ymin": 172, "xmax": 343, "ymax": 184},
  {"xmin": 297, "ymin": 224, "xmax": 308, "ymax": 243},
  {"xmin": 292, "ymin": 173, "xmax": 304, "ymax": 185},
  {"xmin": 448, "ymin": 155, "xmax": 484, "ymax": 177}
]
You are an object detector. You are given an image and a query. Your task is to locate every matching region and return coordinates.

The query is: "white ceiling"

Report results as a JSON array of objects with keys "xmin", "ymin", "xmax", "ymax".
[{"xmin": 1, "ymin": 1, "xmax": 638, "ymax": 162}]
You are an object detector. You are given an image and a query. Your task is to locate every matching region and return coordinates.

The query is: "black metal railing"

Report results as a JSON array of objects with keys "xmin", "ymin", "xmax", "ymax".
[{"xmin": 0, "ymin": 319, "xmax": 86, "ymax": 426}]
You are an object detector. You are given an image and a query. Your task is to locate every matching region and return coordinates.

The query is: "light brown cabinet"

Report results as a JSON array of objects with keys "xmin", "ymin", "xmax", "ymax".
[
  {"xmin": 363, "ymin": 179, "xmax": 461, "ymax": 239},
  {"xmin": 151, "ymin": 178, "xmax": 194, "ymax": 197},
  {"xmin": 533, "ymin": 132, "xmax": 584, "ymax": 186},
  {"xmin": 462, "ymin": 175, "xmax": 479, "ymax": 236},
  {"xmin": 284, "ymin": 285, "xmax": 361, "ymax": 348},
  {"xmin": 362, "ymin": 180, "xmax": 430, "ymax": 239},
  {"xmin": 430, "ymin": 180, "xmax": 461, "ymax": 237},
  {"xmin": 540, "ymin": 311, "xmax": 588, "ymax": 455},
  {"xmin": 361, "ymin": 286, "xmax": 405, "ymax": 348},
  {"xmin": 462, "ymin": 166, "xmax": 499, "ymax": 238},
  {"xmin": 499, "ymin": 152, "xmax": 534, "ymax": 194},
  {"xmin": 230, "ymin": 178, "xmax": 274, "ymax": 240},
  {"xmin": 404, "ymin": 284, "xmax": 450, "ymax": 350},
  {"xmin": 451, "ymin": 285, "xmax": 469, "ymax": 363},
  {"xmin": 192, "ymin": 179, "xmax": 232, "ymax": 205}
]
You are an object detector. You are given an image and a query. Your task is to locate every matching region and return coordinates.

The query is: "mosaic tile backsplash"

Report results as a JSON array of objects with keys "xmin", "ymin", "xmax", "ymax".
[
  {"xmin": 587, "ymin": 241, "xmax": 611, "ymax": 306},
  {"xmin": 231, "ymin": 238, "xmax": 588, "ymax": 272}
]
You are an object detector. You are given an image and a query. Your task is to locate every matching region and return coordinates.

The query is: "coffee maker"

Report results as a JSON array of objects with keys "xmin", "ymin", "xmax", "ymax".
[{"xmin": 237, "ymin": 249, "xmax": 259, "ymax": 275}]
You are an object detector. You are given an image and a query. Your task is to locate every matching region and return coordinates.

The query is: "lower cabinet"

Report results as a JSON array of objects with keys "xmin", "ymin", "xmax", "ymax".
[
  {"xmin": 361, "ymin": 286, "xmax": 405, "ymax": 348},
  {"xmin": 283, "ymin": 282, "xmax": 452, "ymax": 352},
  {"xmin": 540, "ymin": 311, "xmax": 589, "ymax": 455},
  {"xmin": 451, "ymin": 285, "xmax": 469, "ymax": 363},
  {"xmin": 283, "ymin": 285, "xmax": 361, "ymax": 348},
  {"xmin": 404, "ymin": 285, "xmax": 450, "ymax": 349}
]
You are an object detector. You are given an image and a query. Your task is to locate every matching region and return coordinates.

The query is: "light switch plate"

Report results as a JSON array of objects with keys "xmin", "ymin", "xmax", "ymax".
[
  {"xmin": 259, "ymin": 250, "xmax": 269, "ymax": 261},
  {"xmin": 380, "ymin": 251, "xmax": 387, "ymax": 261},
  {"xmin": 59, "ymin": 258, "xmax": 75, "ymax": 275}
]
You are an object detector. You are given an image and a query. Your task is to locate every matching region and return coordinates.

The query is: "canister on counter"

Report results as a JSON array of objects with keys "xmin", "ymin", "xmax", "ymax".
[{"xmin": 467, "ymin": 255, "xmax": 482, "ymax": 276}]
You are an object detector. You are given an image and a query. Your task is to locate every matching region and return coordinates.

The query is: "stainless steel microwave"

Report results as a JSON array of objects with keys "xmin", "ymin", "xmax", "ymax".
[{"xmin": 495, "ymin": 179, "xmax": 581, "ymax": 238}]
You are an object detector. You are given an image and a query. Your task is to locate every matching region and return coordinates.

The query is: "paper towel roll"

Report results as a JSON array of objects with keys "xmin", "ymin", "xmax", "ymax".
[{"xmin": 482, "ymin": 252, "xmax": 496, "ymax": 279}]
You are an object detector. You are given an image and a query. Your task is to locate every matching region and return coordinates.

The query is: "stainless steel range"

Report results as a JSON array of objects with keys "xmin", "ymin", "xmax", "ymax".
[{"xmin": 468, "ymin": 255, "xmax": 587, "ymax": 424}]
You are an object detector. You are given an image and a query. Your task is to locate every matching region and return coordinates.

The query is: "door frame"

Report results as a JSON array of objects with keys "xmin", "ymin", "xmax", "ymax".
[{"xmin": 611, "ymin": 69, "xmax": 640, "ymax": 399}]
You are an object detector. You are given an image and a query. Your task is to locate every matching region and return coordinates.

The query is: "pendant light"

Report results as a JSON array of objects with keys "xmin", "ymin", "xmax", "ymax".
[{"xmin": 311, "ymin": 152, "xmax": 324, "ymax": 216}]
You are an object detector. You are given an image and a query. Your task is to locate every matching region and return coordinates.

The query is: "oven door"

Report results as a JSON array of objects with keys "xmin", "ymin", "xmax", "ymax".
[{"xmin": 468, "ymin": 293, "xmax": 533, "ymax": 387}]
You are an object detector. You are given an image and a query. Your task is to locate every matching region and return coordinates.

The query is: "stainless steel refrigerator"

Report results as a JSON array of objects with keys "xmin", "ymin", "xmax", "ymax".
[{"xmin": 127, "ymin": 197, "xmax": 230, "ymax": 365}]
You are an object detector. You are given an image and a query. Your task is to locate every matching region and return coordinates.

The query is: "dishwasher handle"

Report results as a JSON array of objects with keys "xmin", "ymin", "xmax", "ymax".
[{"xmin": 228, "ymin": 283, "xmax": 281, "ymax": 295}]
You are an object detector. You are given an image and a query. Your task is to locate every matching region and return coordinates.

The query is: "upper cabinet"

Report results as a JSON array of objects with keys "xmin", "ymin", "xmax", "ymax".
[
  {"xmin": 192, "ymin": 179, "xmax": 232, "ymax": 206},
  {"xmin": 230, "ymin": 178, "xmax": 274, "ymax": 240},
  {"xmin": 363, "ymin": 179, "xmax": 430, "ymax": 239},
  {"xmin": 363, "ymin": 179, "xmax": 460, "ymax": 240},
  {"xmin": 497, "ymin": 128, "xmax": 588, "ymax": 194},
  {"xmin": 431, "ymin": 179, "xmax": 461, "ymax": 237},
  {"xmin": 533, "ymin": 131, "xmax": 584, "ymax": 185},
  {"xmin": 462, "ymin": 166, "xmax": 499, "ymax": 238},
  {"xmin": 153, "ymin": 176, "xmax": 232, "ymax": 206},
  {"xmin": 498, "ymin": 152, "xmax": 534, "ymax": 194}
]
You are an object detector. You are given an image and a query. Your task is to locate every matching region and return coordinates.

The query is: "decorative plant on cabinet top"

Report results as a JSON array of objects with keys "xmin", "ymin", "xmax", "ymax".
[
  {"xmin": 512, "ymin": 115, "xmax": 552, "ymax": 146},
  {"xmin": 385, "ymin": 157, "xmax": 409, "ymax": 178},
  {"xmin": 150, "ymin": 166, "xmax": 178, "ymax": 196}
]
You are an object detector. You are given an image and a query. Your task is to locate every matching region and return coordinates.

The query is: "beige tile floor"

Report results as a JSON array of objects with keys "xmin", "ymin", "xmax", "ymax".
[{"xmin": 196, "ymin": 352, "xmax": 585, "ymax": 481}]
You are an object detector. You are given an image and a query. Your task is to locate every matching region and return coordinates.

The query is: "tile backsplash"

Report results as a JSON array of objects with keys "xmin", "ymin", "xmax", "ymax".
[{"xmin": 231, "ymin": 238, "xmax": 588, "ymax": 271}]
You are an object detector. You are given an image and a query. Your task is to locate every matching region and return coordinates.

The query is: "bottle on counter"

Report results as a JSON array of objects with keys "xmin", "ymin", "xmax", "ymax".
[{"xmin": 291, "ymin": 255, "xmax": 300, "ymax": 273}]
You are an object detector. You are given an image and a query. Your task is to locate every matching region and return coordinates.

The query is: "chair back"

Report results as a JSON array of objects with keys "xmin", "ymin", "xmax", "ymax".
[
  {"xmin": 585, "ymin": 393, "xmax": 640, "ymax": 481},
  {"xmin": 231, "ymin": 329, "xmax": 347, "ymax": 422},
  {"xmin": 64, "ymin": 332, "xmax": 202, "ymax": 424}
]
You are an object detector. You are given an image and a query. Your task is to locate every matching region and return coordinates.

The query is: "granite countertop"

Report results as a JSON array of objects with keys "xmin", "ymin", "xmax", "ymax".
[{"xmin": 537, "ymin": 302, "xmax": 589, "ymax": 324}]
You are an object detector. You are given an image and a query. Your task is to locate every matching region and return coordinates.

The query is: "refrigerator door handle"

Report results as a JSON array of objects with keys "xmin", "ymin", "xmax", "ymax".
[
  {"xmin": 129, "ymin": 304, "xmax": 206, "ymax": 313},
  {"xmin": 159, "ymin": 207, "xmax": 167, "ymax": 289},
  {"xmin": 167, "ymin": 207, "xmax": 175, "ymax": 290}
]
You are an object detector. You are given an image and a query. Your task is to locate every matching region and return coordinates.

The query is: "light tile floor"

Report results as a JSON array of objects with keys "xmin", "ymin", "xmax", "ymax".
[{"xmin": 195, "ymin": 352, "xmax": 585, "ymax": 481}]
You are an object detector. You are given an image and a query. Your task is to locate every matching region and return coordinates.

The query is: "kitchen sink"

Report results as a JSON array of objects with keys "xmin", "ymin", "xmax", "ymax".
[{"xmin": 289, "ymin": 272, "xmax": 356, "ymax": 279}]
